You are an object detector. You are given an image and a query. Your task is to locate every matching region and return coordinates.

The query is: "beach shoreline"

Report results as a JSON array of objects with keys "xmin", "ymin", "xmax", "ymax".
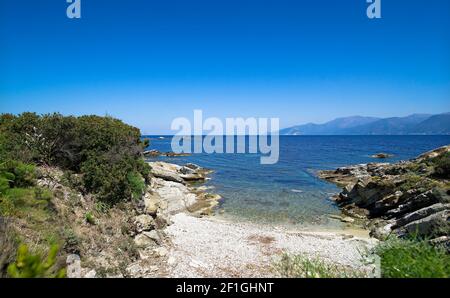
[{"xmin": 128, "ymin": 160, "xmax": 378, "ymax": 277}]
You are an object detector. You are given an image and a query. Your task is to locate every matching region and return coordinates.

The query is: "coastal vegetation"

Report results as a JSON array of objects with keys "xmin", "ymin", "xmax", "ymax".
[
  {"xmin": 375, "ymin": 237, "xmax": 450, "ymax": 278},
  {"xmin": 274, "ymin": 253, "xmax": 367, "ymax": 278},
  {"xmin": 0, "ymin": 112, "xmax": 150, "ymax": 204},
  {"xmin": 7, "ymin": 244, "xmax": 66, "ymax": 278},
  {"xmin": 0, "ymin": 113, "xmax": 150, "ymax": 277},
  {"xmin": 0, "ymin": 112, "xmax": 221, "ymax": 278}
]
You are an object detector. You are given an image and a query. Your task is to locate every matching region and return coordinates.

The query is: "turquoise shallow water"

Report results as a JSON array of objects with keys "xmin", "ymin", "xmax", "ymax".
[{"xmin": 144, "ymin": 135, "xmax": 450, "ymax": 230}]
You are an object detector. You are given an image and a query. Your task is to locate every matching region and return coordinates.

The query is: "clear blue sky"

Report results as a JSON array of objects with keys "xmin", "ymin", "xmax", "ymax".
[{"xmin": 1, "ymin": 0, "xmax": 449, "ymax": 134}]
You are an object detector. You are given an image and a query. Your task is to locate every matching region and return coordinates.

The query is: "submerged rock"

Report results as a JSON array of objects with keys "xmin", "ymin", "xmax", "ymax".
[
  {"xmin": 371, "ymin": 153, "xmax": 393, "ymax": 159},
  {"xmin": 144, "ymin": 150, "xmax": 191, "ymax": 158}
]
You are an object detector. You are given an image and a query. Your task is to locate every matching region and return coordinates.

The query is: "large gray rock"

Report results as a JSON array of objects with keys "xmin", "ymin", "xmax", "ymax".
[
  {"xmin": 148, "ymin": 161, "xmax": 210, "ymax": 183},
  {"xmin": 148, "ymin": 162, "xmax": 184, "ymax": 183},
  {"xmin": 142, "ymin": 230, "xmax": 162, "ymax": 245},
  {"xmin": 155, "ymin": 213, "xmax": 171, "ymax": 229},
  {"xmin": 152, "ymin": 178, "xmax": 197, "ymax": 214},
  {"xmin": 184, "ymin": 163, "xmax": 201, "ymax": 170},
  {"xmin": 374, "ymin": 191, "xmax": 403, "ymax": 211},
  {"xmin": 134, "ymin": 233, "xmax": 157, "ymax": 248},
  {"xmin": 319, "ymin": 145, "xmax": 450, "ymax": 240},
  {"xmin": 369, "ymin": 219, "xmax": 396, "ymax": 240},
  {"xmin": 347, "ymin": 178, "xmax": 394, "ymax": 209},
  {"xmin": 393, "ymin": 203, "xmax": 450, "ymax": 229},
  {"xmin": 401, "ymin": 210, "xmax": 449, "ymax": 237},
  {"xmin": 385, "ymin": 190, "xmax": 439, "ymax": 219},
  {"xmin": 143, "ymin": 190, "xmax": 161, "ymax": 216}
]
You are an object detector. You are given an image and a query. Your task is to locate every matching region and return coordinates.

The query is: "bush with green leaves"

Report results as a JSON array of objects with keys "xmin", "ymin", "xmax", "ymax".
[
  {"xmin": 127, "ymin": 171, "xmax": 146, "ymax": 200},
  {"xmin": 0, "ymin": 113, "xmax": 150, "ymax": 204},
  {"xmin": 0, "ymin": 161, "xmax": 36, "ymax": 192},
  {"xmin": 375, "ymin": 237, "xmax": 450, "ymax": 278},
  {"xmin": 85, "ymin": 211, "xmax": 96, "ymax": 225},
  {"xmin": 7, "ymin": 244, "xmax": 66, "ymax": 278},
  {"xmin": 430, "ymin": 152, "xmax": 450, "ymax": 179}
]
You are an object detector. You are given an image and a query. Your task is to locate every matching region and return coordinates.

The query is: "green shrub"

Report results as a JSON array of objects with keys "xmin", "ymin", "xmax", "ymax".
[
  {"xmin": 127, "ymin": 171, "xmax": 145, "ymax": 200},
  {"xmin": 85, "ymin": 212, "xmax": 96, "ymax": 225},
  {"xmin": 0, "ymin": 187, "xmax": 49, "ymax": 217},
  {"xmin": 0, "ymin": 161, "xmax": 36, "ymax": 189},
  {"xmin": 34, "ymin": 187, "xmax": 53, "ymax": 201},
  {"xmin": 0, "ymin": 219, "xmax": 18, "ymax": 277},
  {"xmin": 375, "ymin": 237, "xmax": 450, "ymax": 278},
  {"xmin": 95, "ymin": 201, "xmax": 110, "ymax": 213},
  {"xmin": 7, "ymin": 244, "xmax": 66, "ymax": 278},
  {"xmin": 81, "ymin": 154, "xmax": 134, "ymax": 203},
  {"xmin": 0, "ymin": 162, "xmax": 15, "ymax": 194},
  {"xmin": 63, "ymin": 228, "xmax": 80, "ymax": 254},
  {"xmin": 0, "ymin": 177, "xmax": 10, "ymax": 194},
  {"xmin": 431, "ymin": 152, "xmax": 450, "ymax": 179},
  {"xmin": 0, "ymin": 113, "xmax": 149, "ymax": 204},
  {"xmin": 12, "ymin": 162, "xmax": 36, "ymax": 187}
]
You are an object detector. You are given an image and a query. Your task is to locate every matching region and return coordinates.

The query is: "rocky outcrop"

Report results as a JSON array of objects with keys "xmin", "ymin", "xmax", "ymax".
[
  {"xmin": 371, "ymin": 153, "xmax": 393, "ymax": 159},
  {"xmin": 143, "ymin": 150, "xmax": 190, "ymax": 158},
  {"xmin": 31, "ymin": 160, "xmax": 221, "ymax": 278},
  {"xmin": 319, "ymin": 145, "xmax": 450, "ymax": 244},
  {"xmin": 148, "ymin": 161, "xmax": 211, "ymax": 183},
  {"xmin": 126, "ymin": 161, "xmax": 222, "ymax": 277}
]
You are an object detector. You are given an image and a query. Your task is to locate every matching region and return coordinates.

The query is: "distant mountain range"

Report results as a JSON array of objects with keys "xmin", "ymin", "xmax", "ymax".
[{"xmin": 280, "ymin": 113, "xmax": 450, "ymax": 135}]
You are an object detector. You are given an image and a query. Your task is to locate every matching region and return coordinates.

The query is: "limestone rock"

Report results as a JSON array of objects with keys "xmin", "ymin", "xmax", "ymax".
[
  {"xmin": 148, "ymin": 161, "xmax": 184, "ymax": 183},
  {"xmin": 393, "ymin": 203, "xmax": 450, "ymax": 229},
  {"xmin": 134, "ymin": 214, "xmax": 155, "ymax": 233},
  {"xmin": 66, "ymin": 254, "xmax": 82, "ymax": 278},
  {"xmin": 185, "ymin": 163, "xmax": 201, "ymax": 170},
  {"xmin": 84, "ymin": 269, "xmax": 97, "ymax": 278},
  {"xmin": 416, "ymin": 145, "xmax": 450, "ymax": 162},
  {"xmin": 152, "ymin": 178, "xmax": 197, "ymax": 214},
  {"xmin": 142, "ymin": 230, "xmax": 162, "ymax": 245},
  {"xmin": 155, "ymin": 210, "xmax": 172, "ymax": 228},
  {"xmin": 369, "ymin": 220, "xmax": 395, "ymax": 240},
  {"xmin": 401, "ymin": 210, "xmax": 449, "ymax": 237},
  {"xmin": 341, "ymin": 216, "xmax": 355, "ymax": 223},
  {"xmin": 143, "ymin": 190, "xmax": 161, "ymax": 216},
  {"xmin": 134, "ymin": 233, "xmax": 157, "ymax": 248},
  {"xmin": 319, "ymin": 145, "xmax": 450, "ymax": 240},
  {"xmin": 153, "ymin": 246, "xmax": 168, "ymax": 257}
]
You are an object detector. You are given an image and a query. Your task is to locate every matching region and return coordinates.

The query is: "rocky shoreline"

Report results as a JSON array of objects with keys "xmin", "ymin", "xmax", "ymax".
[
  {"xmin": 68, "ymin": 159, "xmax": 377, "ymax": 278},
  {"xmin": 33, "ymin": 145, "xmax": 450, "ymax": 278},
  {"xmin": 125, "ymin": 161, "xmax": 378, "ymax": 277},
  {"xmin": 318, "ymin": 145, "xmax": 450, "ymax": 248},
  {"xmin": 35, "ymin": 159, "xmax": 380, "ymax": 278}
]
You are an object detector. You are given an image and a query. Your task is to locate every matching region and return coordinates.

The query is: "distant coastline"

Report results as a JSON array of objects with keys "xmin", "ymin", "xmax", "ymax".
[{"xmin": 281, "ymin": 113, "xmax": 450, "ymax": 136}]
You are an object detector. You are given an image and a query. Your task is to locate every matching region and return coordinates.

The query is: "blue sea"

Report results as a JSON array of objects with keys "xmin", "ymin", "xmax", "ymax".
[{"xmin": 144, "ymin": 136, "xmax": 450, "ymax": 230}]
